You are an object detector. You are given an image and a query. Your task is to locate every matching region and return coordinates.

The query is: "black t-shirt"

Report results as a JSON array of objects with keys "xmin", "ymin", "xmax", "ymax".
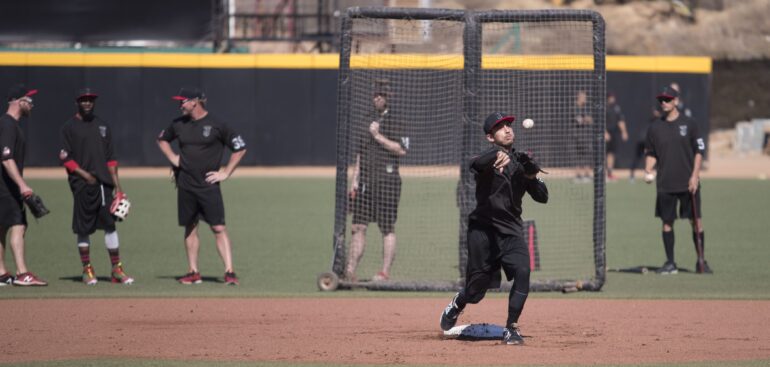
[
  {"xmin": 645, "ymin": 114, "xmax": 706, "ymax": 193},
  {"xmin": 606, "ymin": 102, "xmax": 624, "ymax": 135},
  {"xmin": 0, "ymin": 114, "xmax": 25, "ymax": 198},
  {"xmin": 468, "ymin": 148, "xmax": 549, "ymax": 237},
  {"xmin": 158, "ymin": 113, "xmax": 246, "ymax": 191},
  {"xmin": 354, "ymin": 109, "xmax": 409, "ymax": 183},
  {"xmin": 60, "ymin": 115, "xmax": 115, "ymax": 193}
]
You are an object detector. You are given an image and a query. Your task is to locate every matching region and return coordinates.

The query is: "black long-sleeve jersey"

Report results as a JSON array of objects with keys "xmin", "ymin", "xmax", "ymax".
[{"xmin": 468, "ymin": 148, "xmax": 549, "ymax": 237}]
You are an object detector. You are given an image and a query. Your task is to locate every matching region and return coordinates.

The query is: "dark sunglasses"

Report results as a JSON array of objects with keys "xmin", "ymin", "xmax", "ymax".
[{"xmin": 657, "ymin": 97, "xmax": 674, "ymax": 103}]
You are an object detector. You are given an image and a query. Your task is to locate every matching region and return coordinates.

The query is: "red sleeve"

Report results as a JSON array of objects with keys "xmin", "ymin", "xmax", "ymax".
[
  {"xmin": 63, "ymin": 159, "xmax": 80, "ymax": 173},
  {"xmin": 107, "ymin": 160, "xmax": 118, "ymax": 167}
]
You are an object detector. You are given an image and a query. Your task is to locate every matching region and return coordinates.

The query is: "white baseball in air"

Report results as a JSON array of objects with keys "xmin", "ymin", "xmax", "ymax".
[{"xmin": 522, "ymin": 118, "xmax": 534, "ymax": 129}]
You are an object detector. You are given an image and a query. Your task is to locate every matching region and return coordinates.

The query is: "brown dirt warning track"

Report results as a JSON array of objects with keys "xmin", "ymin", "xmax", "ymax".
[{"xmin": 1, "ymin": 298, "xmax": 768, "ymax": 365}]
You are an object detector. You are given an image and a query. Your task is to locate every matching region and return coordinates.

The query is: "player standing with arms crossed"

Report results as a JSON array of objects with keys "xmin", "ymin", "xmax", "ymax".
[
  {"xmin": 157, "ymin": 88, "xmax": 247, "ymax": 285},
  {"xmin": 346, "ymin": 80, "xmax": 409, "ymax": 282},
  {"xmin": 644, "ymin": 86, "xmax": 711, "ymax": 274},
  {"xmin": 59, "ymin": 88, "xmax": 134, "ymax": 285},
  {"xmin": 0, "ymin": 84, "xmax": 47, "ymax": 286},
  {"xmin": 440, "ymin": 112, "xmax": 548, "ymax": 345}
]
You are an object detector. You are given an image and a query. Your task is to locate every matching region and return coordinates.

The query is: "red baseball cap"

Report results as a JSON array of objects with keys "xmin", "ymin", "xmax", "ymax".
[
  {"xmin": 7, "ymin": 84, "xmax": 37, "ymax": 101},
  {"xmin": 172, "ymin": 87, "xmax": 205, "ymax": 101},
  {"xmin": 77, "ymin": 87, "xmax": 98, "ymax": 100},
  {"xmin": 483, "ymin": 112, "xmax": 515, "ymax": 134}
]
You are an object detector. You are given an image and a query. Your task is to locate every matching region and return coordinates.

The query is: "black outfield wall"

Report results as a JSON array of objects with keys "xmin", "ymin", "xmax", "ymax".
[{"xmin": 0, "ymin": 53, "xmax": 710, "ymax": 167}]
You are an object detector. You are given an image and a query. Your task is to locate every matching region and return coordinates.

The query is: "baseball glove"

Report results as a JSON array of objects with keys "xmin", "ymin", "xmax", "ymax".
[
  {"xmin": 110, "ymin": 192, "xmax": 131, "ymax": 221},
  {"xmin": 513, "ymin": 151, "xmax": 545, "ymax": 175},
  {"xmin": 24, "ymin": 193, "xmax": 50, "ymax": 218}
]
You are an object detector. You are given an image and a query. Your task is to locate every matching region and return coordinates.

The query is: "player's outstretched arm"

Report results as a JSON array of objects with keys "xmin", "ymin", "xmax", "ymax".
[{"xmin": 469, "ymin": 149, "xmax": 504, "ymax": 174}]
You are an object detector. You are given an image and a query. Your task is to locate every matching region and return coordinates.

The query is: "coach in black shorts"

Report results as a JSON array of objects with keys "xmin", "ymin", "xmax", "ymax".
[
  {"xmin": 157, "ymin": 87, "xmax": 247, "ymax": 285},
  {"xmin": 60, "ymin": 88, "xmax": 134, "ymax": 285},
  {"xmin": 440, "ymin": 112, "xmax": 548, "ymax": 345},
  {"xmin": 644, "ymin": 86, "xmax": 711, "ymax": 275},
  {"xmin": 0, "ymin": 84, "xmax": 46, "ymax": 286},
  {"xmin": 345, "ymin": 81, "xmax": 409, "ymax": 282}
]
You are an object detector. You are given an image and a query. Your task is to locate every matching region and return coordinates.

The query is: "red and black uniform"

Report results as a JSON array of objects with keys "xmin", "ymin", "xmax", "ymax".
[
  {"xmin": 351, "ymin": 109, "xmax": 409, "ymax": 234},
  {"xmin": 0, "ymin": 114, "xmax": 27, "ymax": 226},
  {"xmin": 60, "ymin": 115, "xmax": 118, "ymax": 235},
  {"xmin": 456, "ymin": 147, "xmax": 548, "ymax": 327},
  {"xmin": 158, "ymin": 114, "xmax": 246, "ymax": 226},
  {"xmin": 645, "ymin": 114, "xmax": 706, "ymax": 222}
]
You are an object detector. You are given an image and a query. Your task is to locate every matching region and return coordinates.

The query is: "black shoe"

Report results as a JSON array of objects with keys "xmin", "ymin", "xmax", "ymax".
[
  {"xmin": 502, "ymin": 323, "xmax": 524, "ymax": 345},
  {"xmin": 0, "ymin": 272, "xmax": 14, "ymax": 286},
  {"xmin": 656, "ymin": 262, "xmax": 678, "ymax": 275},
  {"xmin": 440, "ymin": 293, "xmax": 462, "ymax": 331},
  {"xmin": 696, "ymin": 260, "xmax": 713, "ymax": 274}
]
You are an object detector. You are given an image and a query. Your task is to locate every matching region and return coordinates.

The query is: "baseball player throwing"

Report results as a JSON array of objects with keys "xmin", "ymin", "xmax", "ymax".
[{"xmin": 440, "ymin": 112, "xmax": 548, "ymax": 345}]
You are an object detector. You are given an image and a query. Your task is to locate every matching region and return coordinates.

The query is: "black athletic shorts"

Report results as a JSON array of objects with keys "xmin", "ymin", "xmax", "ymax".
[
  {"xmin": 178, "ymin": 186, "xmax": 225, "ymax": 226},
  {"xmin": 655, "ymin": 190, "xmax": 702, "ymax": 223},
  {"xmin": 0, "ymin": 195, "xmax": 26, "ymax": 227},
  {"xmin": 465, "ymin": 221, "xmax": 529, "ymax": 288},
  {"xmin": 72, "ymin": 184, "xmax": 116, "ymax": 235},
  {"xmin": 351, "ymin": 177, "xmax": 401, "ymax": 234}
]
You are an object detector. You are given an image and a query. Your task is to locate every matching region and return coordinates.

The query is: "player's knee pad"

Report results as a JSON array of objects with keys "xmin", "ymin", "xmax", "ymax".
[{"xmin": 104, "ymin": 231, "xmax": 120, "ymax": 250}]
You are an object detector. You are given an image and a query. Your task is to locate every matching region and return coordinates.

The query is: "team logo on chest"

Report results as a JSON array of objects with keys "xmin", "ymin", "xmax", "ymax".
[
  {"xmin": 99, "ymin": 126, "xmax": 107, "ymax": 138},
  {"xmin": 202, "ymin": 125, "xmax": 212, "ymax": 138},
  {"xmin": 679, "ymin": 125, "xmax": 687, "ymax": 137}
]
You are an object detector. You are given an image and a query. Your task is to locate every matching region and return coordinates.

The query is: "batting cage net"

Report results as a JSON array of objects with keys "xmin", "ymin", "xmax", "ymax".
[{"xmin": 319, "ymin": 7, "xmax": 606, "ymax": 292}]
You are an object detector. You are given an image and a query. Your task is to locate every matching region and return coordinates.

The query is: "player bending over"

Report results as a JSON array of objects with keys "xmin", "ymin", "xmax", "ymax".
[{"xmin": 439, "ymin": 112, "xmax": 548, "ymax": 345}]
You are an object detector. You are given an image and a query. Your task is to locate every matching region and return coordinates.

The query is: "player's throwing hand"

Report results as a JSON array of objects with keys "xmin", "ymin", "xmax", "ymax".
[{"xmin": 493, "ymin": 150, "xmax": 510, "ymax": 172}]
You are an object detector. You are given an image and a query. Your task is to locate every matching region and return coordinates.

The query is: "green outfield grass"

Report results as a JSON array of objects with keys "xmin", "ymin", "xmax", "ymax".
[
  {"xmin": 0, "ymin": 176, "xmax": 767, "ymax": 300},
  {"xmin": 1, "ymin": 176, "xmax": 769, "ymax": 367}
]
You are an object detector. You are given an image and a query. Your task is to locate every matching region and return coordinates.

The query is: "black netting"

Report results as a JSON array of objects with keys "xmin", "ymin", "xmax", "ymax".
[{"xmin": 328, "ymin": 8, "xmax": 605, "ymax": 292}]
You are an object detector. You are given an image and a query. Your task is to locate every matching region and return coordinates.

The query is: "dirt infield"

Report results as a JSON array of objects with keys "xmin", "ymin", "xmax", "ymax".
[{"xmin": 1, "ymin": 298, "xmax": 768, "ymax": 365}]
